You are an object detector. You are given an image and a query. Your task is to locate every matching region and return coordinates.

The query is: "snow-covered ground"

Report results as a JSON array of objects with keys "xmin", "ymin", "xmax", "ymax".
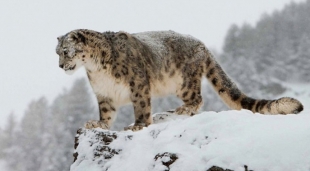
[{"xmin": 71, "ymin": 84, "xmax": 310, "ymax": 171}]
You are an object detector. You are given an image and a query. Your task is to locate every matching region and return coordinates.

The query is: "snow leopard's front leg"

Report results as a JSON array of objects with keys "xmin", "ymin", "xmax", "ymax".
[
  {"xmin": 85, "ymin": 97, "xmax": 116, "ymax": 130},
  {"xmin": 125, "ymin": 79, "xmax": 152, "ymax": 131}
]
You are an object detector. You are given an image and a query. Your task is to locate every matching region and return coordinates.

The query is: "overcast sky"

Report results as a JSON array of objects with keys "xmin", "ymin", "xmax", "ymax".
[{"xmin": 0, "ymin": 0, "xmax": 305, "ymax": 128}]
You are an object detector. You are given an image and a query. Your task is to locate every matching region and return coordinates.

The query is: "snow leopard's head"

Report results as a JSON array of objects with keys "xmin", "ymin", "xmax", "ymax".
[{"xmin": 56, "ymin": 31, "xmax": 87, "ymax": 75}]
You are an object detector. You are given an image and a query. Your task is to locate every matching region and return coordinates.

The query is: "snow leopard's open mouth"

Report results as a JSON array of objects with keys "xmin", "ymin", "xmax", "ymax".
[
  {"xmin": 64, "ymin": 64, "xmax": 77, "ymax": 75},
  {"xmin": 67, "ymin": 65, "xmax": 76, "ymax": 71}
]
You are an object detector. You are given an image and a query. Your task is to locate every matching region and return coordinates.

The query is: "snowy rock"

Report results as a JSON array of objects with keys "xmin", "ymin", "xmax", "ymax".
[{"xmin": 71, "ymin": 110, "xmax": 310, "ymax": 171}]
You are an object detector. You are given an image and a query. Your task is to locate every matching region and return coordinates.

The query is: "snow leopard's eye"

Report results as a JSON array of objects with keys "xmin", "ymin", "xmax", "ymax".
[{"xmin": 63, "ymin": 48, "xmax": 68, "ymax": 56}]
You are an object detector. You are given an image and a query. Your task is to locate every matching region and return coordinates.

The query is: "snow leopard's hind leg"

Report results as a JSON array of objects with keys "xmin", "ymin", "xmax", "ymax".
[{"xmin": 174, "ymin": 63, "xmax": 204, "ymax": 116}]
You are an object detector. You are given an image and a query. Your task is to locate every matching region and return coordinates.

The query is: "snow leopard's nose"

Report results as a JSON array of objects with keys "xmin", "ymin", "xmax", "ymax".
[{"xmin": 59, "ymin": 64, "xmax": 64, "ymax": 68}]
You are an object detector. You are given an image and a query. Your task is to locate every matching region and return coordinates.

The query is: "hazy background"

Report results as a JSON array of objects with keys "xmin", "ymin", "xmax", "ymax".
[
  {"xmin": 0, "ymin": 0, "xmax": 305, "ymax": 128},
  {"xmin": 2, "ymin": 1, "xmax": 310, "ymax": 171}
]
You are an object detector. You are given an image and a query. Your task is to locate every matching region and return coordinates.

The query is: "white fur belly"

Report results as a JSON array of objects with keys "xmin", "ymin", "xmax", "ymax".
[
  {"xmin": 89, "ymin": 72, "xmax": 131, "ymax": 106},
  {"xmin": 151, "ymin": 72, "xmax": 183, "ymax": 97}
]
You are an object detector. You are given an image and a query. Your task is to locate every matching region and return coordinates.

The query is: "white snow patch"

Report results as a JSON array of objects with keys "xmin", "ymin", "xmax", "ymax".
[{"xmin": 71, "ymin": 108, "xmax": 310, "ymax": 171}]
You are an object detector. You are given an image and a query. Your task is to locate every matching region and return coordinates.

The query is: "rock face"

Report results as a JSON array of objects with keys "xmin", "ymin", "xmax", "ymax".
[
  {"xmin": 154, "ymin": 152, "xmax": 178, "ymax": 170},
  {"xmin": 71, "ymin": 128, "xmax": 250, "ymax": 171},
  {"xmin": 70, "ymin": 112, "xmax": 246, "ymax": 171},
  {"xmin": 70, "ymin": 111, "xmax": 310, "ymax": 171},
  {"xmin": 71, "ymin": 114, "xmax": 184, "ymax": 171},
  {"xmin": 73, "ymin": 129, "xmax": 119, "ymax": 163}
]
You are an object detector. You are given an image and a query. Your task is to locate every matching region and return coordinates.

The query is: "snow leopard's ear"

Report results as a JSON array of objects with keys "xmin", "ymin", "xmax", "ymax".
[
  {"xmin": 116, "ymin": 31, "xmax": 129, "ymax": 40},
  {"xmin": 67, "ymin": 31, "xmax": 86, "ymax": 44},
  {"xmin": 57, "ymin": 36, "xmax": 65, "ymax": 44}
]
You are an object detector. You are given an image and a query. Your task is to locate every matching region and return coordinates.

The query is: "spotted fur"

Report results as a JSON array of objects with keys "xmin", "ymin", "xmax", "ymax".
[{"xmin": 56, "ymin": 29, "xmax": 304, "ymax": 131}]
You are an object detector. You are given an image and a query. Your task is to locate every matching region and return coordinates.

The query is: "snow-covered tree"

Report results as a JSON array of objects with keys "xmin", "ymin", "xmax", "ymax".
[
  {"xmin": 220, "ymin": 0, "xmax": 310, "ymax": 98},
  {"xmin": 42, "ymin": 78, "xmax": 97, "ymax": 171},
  {"xmin": 5, "ymin": 97, "xmax": 49, "ymax": 171},
  {"xmin": 0, "ymin": 112, "xmax": 17, "ymax": 159}
]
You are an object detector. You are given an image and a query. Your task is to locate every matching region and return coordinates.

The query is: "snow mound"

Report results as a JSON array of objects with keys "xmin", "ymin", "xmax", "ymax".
[{"xmin": 71, "ymin": 110, "xmax": 310, "ymax": 171}]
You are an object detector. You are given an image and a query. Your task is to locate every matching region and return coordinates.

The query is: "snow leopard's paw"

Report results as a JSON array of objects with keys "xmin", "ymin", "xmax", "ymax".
[
  {"xmin": 84, "ymin": 120, "xmax": 109, "ymax": 130},
  {"xmin": 175, "ymin": 106, "xmax": 196, "ymax": 116},
  {"xmin": 124, "ymin": 125, "xmax": 145, "ymax": 132}
]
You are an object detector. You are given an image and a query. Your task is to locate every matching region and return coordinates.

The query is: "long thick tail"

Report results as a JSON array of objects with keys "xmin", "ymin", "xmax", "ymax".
[{"xmin": 204, "ymin": 51, "xmax": 303, "ymax": 114}]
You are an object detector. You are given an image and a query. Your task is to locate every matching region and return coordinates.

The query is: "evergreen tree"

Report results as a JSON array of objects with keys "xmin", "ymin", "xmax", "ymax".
[
  {"xmin": 220, "ymin": 0, "xmax": 310, "ymax": 98},
  {"xmin": 44, "ymin": 78, "xmax": 96, "ymax": 170},
  {"xmin": 0, "ymin": 112, "xmax": 16, "ymax": 159},
  {"xmin": 6, "ymin": 97, "xmax": 49, "ymax": 171}
]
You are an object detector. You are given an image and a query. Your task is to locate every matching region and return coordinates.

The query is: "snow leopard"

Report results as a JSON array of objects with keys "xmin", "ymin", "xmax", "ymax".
[{"xmin": 56, "ymin": 29, "xmax": 304, "ymax": 131}]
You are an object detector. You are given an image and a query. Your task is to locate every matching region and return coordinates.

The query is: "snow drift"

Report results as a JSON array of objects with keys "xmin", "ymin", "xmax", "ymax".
[{"xmin": 71, "ymin": 110, "xmax": 310, "ymax": 171}]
